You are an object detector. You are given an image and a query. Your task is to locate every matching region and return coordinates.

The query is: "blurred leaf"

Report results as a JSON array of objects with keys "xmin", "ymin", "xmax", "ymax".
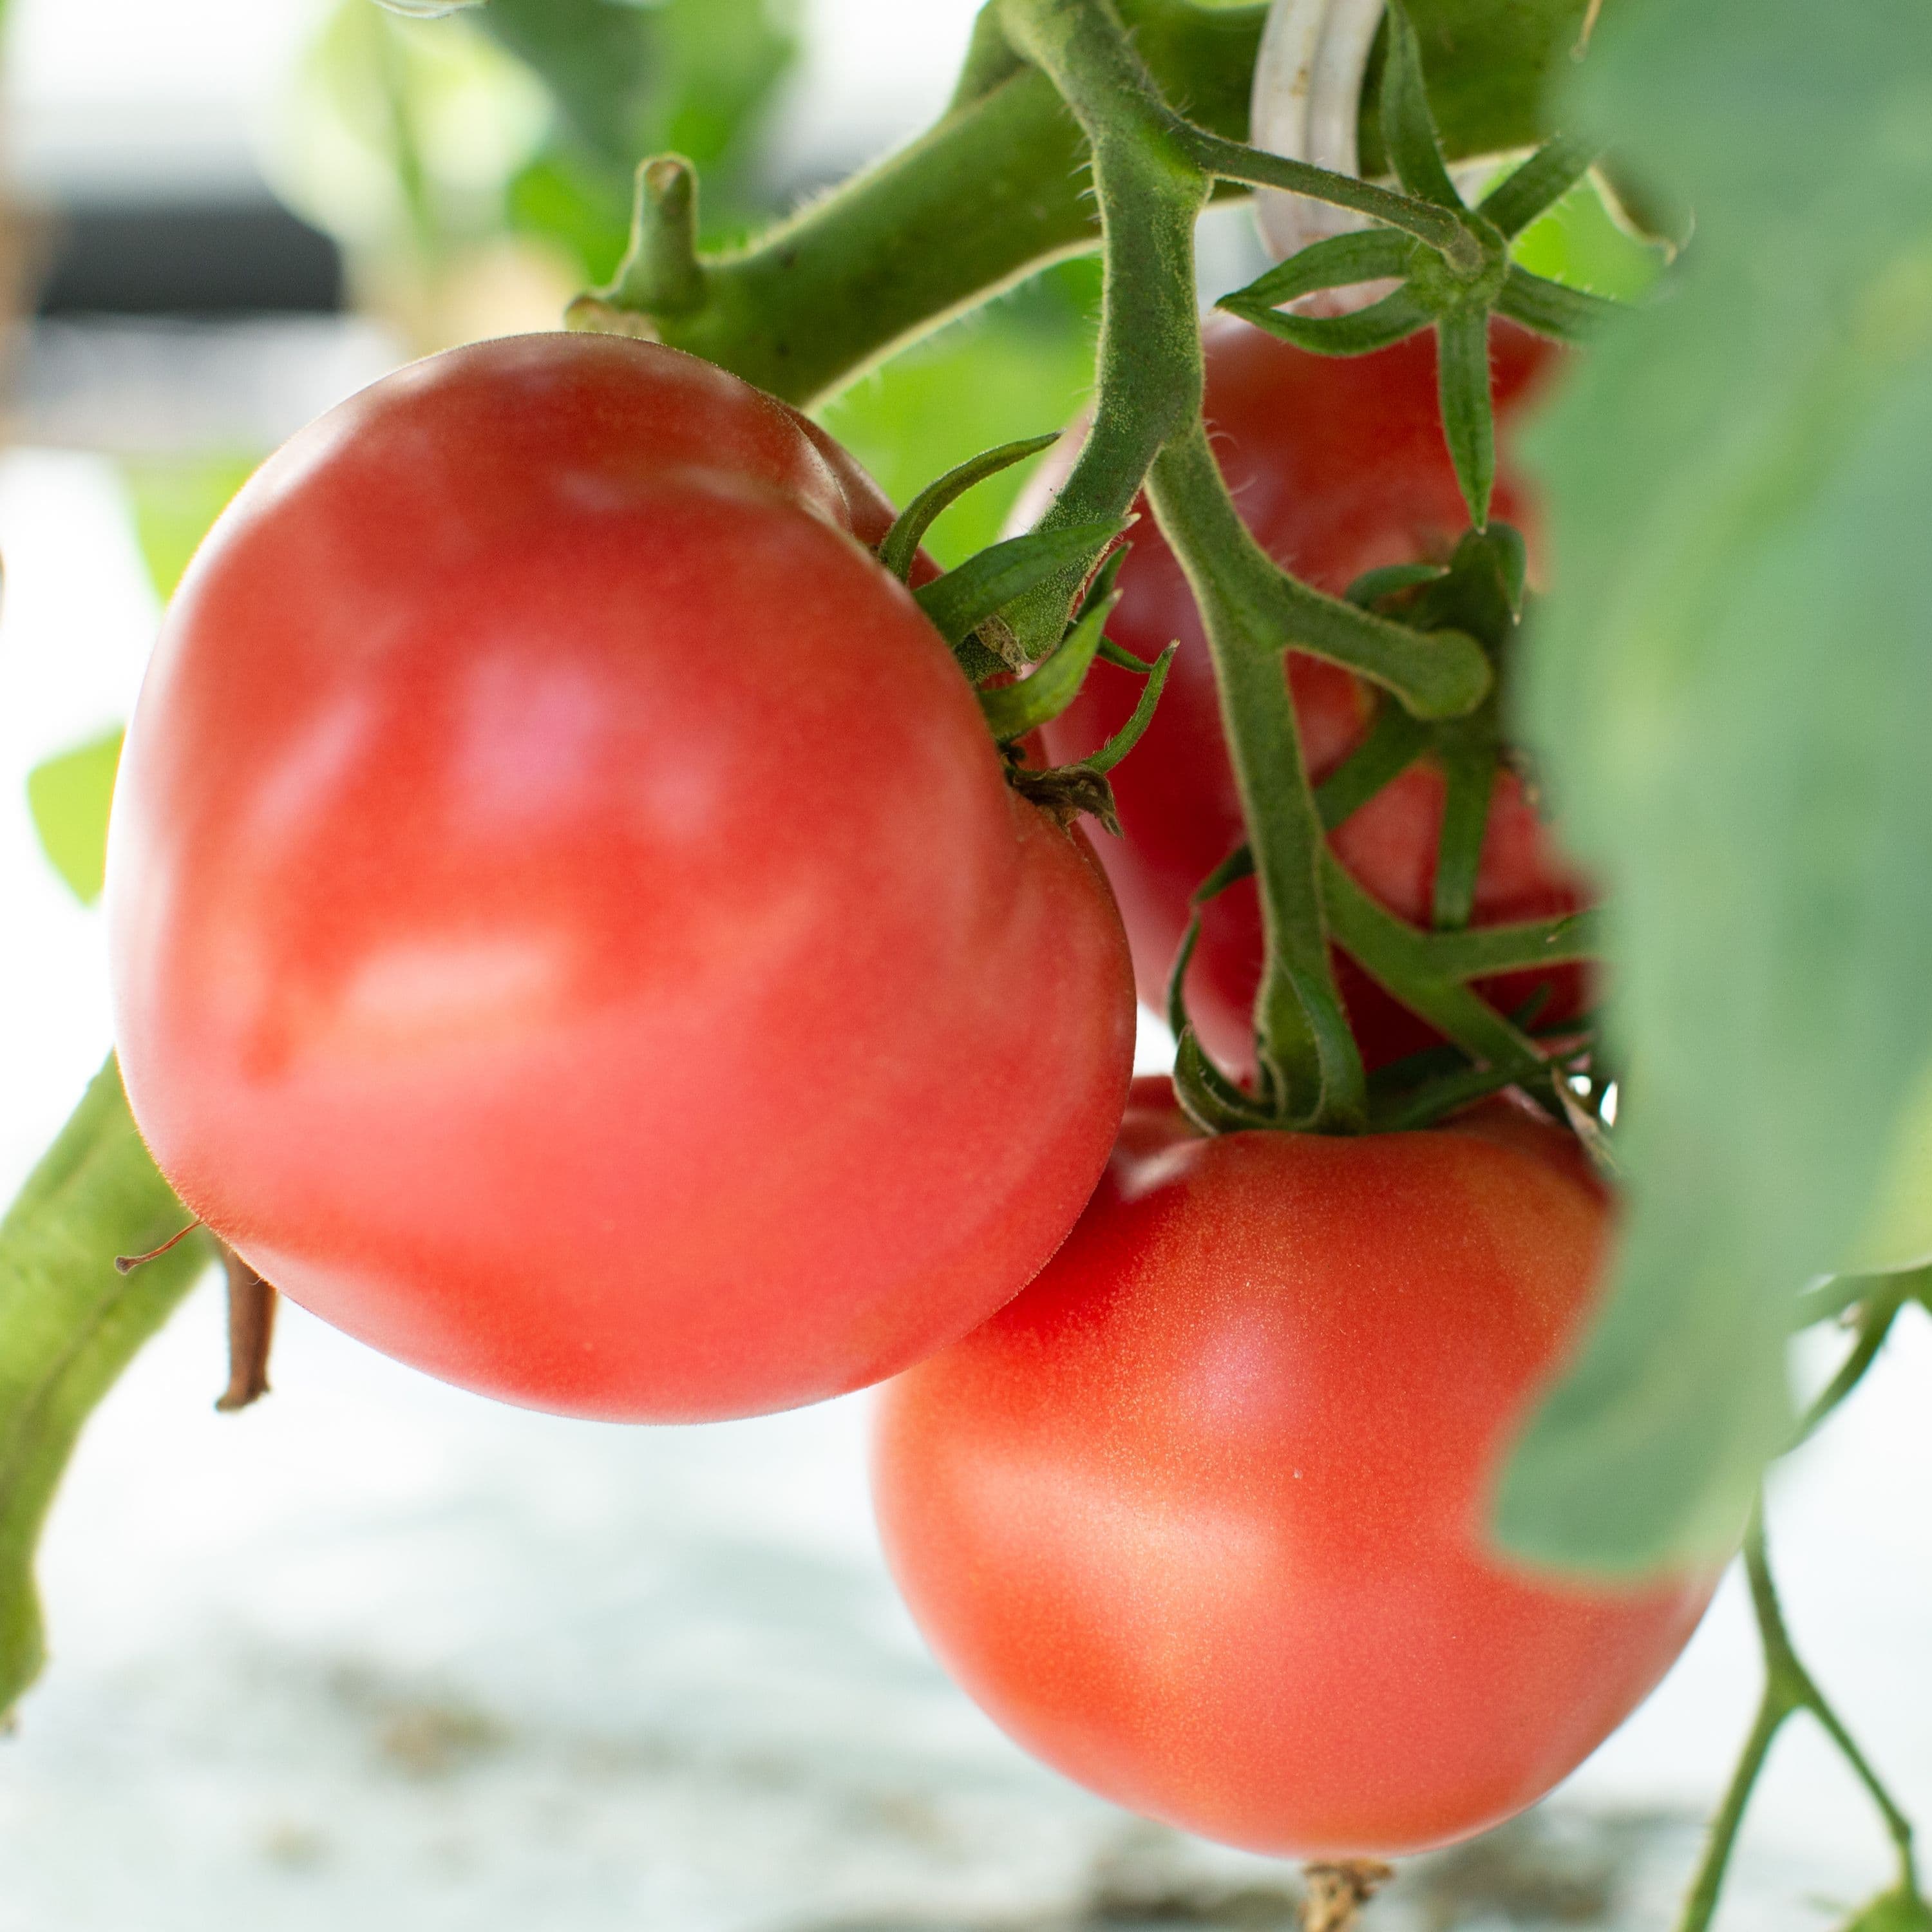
[
  {"xmin": 120, "ymin": 452, "xmax": 258, "ymax": 603},
  {"xmin": 1511, "ymin": 172, "xmax": 1668, "ymax": 303},
  {"xmin": 652, "ymin": 0, "xmax": 797, "ymax": 182},
  {"xmin": 0, "ymin": 1062, "xmax": 209, "ymax": 1718},
  {"xmin": 26, "ymin": 730, "xmax": 124, "ymax": 909},
  {"xmin": 1841, "ymin": 1889, "xmax": 1932, "ymax": 1932},
  {"xmin": 820, "ymin": 261, "xmax": 1101, "ymax": 567},
  {"xmin": 485, "ymin": 0, "xmax": 795, "ymax": 275},
  {"xmin": 505, "ymin": 149, "xmax": 632, "ymax": 283},
  {"xmin": 477, "ymin": 0, "xmax": 656, "ymax": 167},
  {"xmin": 1501, "ymin": 0, "xmax": 1932, "ymax": 1573},
  {"xmin": 274, "ymin": 2, "xmax": 552, "ymax": 257}
]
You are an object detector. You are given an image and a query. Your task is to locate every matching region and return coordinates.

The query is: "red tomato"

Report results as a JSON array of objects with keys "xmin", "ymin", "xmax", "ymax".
[
  {"xmin": 108, "ymin": 334, "xmax": 1135, "ymax": 1423},
  {"xmin": 1028, "ymin": 316, "xmax": 1591, "ymax": 1075},
  {"xmin": 873, "ymin": 1079, "xmax": 1714, "ymax": 1857}
]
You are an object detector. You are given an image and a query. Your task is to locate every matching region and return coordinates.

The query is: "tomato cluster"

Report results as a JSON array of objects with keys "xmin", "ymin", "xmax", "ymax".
[
  {"xmin": 106, "ymin": 325, "xmax": 1708, "ymax": 1865},
  {"xmin": 1027, "ymin": 316, "xmax": 1592, "ymax": 1075}
]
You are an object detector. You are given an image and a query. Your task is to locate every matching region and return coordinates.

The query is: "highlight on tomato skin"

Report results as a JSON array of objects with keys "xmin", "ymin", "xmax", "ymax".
[
  {"xmin": 1022, "ymin": 315, "xmax": 1593, "ymax": 1076},
  {"xmin": 105, "ymin": 332, "xmax": 1138, "ymax": 1425},
  {"xmin": 871, "ymin": 1077, "xmax": 1718, "ymax": 1860}
]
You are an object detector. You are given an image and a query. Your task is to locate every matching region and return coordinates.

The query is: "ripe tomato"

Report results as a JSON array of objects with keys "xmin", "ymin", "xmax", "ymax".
[
  {"xmin": 873, "ymin": 1079, "xmax": 1715, "ymax": 1857},
  {"xmin": 108, "ymin": 334, "xmax": 1136, "ymax": 1423},
  {"xmin": 1027, "ymin": 316, "xmax": 1590, "ymax": 1075}
]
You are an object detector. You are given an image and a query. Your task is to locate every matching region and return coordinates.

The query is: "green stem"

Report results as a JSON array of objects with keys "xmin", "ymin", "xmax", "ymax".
[
  {"xmin": 1321, "ymin": 851, "xmax": 1553, "ymax": 1094},
  {"xmin": 1791, "ymin": 1278, "xmax": 1917, "ymax": 1448},
  {"xmin": 0, "ymin": 1060, "xmax": 211, "ymax": 1718},
  {"xmin": 1175, "ymin": 124, "xmax": 1479, "ymax": 268},
  {"xmin": 1152, "ymin": 426, "xmax": 1366, "ymax": 1125},
  {"xmin": 1674, "ymin": 1681, "xmax": 1793, "ymax": 1932},
  {"xmin": 994, "ymin": 0, "xmax": 1211, "ymax": 656},
  {"xmin": 591, "ymin": 0, "xmax": 1603, "ymax": 404},
  {"xmin": 1678, "ymin": 1506, "xmax": 1927, "ymax": 1932}
]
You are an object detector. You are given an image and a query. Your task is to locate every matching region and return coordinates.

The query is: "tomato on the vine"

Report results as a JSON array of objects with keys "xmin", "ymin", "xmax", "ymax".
[
  {"xmin": 108, "ymin": 333, "xmax": 1136, "ymax": 1423},
  {"xmin": 874, "ymin": 1077, "xmax": 1715, "ymax": 1857},
  {"xmin": 1025, "ymin": 316, "xmax": 1589, "ymax": 1074}
]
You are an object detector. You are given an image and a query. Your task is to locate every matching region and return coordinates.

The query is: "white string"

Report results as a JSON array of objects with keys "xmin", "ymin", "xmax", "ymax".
[
  {"xmin": 1248, "ymin": 0, "xmax": 1387, "ymax": 269},
  {"xmin": 372, "ymin": 0, "xmax": 486, "ymax": 17}
]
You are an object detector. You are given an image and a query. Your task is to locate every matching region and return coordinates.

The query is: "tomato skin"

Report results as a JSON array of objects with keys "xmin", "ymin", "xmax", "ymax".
[
  {"xmin": 873, "ymin": 1079, "xmax": 1714, "ymax": 1857},
  {"xmin": 1030, "ymin": 317, "xmax": 1590, "ymax": 1074},
  {"xmin": 108, "ymin": 334, "xmax": 1135, "ymax": 1423}
]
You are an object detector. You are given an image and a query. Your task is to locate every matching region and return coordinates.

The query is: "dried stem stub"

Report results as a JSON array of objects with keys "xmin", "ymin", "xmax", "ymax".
[{"xmin": 1302, "ymin": 1859, "xmax": 1395, "ymax": 1932}]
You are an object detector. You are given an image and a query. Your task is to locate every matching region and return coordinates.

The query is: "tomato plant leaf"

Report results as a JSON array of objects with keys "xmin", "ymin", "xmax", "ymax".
[
  {"xmin": 120, "ymin": 453, "xmax": 259, "ymax": 603},
  {"xmin": 1500, "ymin": 0, "xmax": 1932, "ymax": 1573},
  {"xmin": 1227, "ymin": 230, "xmax": 1416, "ymax": 313},
  {"xmin": 880, "ymin": 433, "xmax": 1062, "ymax": 583},
  {"xmin": 1435, "ymin": 307, "xmax": 1497, "ymax": 527},
  {"xmin": 1477, "ymin": 132, "xmax": 1597, "ymax": 240},
  {"xmin": 0, "ymin": 1061, "xmax": 210, "ymax": 1718},
  {"xmin": 1379, "ymin": 0, "xmax": 1464, "ymax": 212},
  {"xmin": 26, "ymin": 728, "xmax": 124, "ymax": 907},
  {"xmin": 914, "ymin": 522, "xmax": 1119, "ymax": 658},
  {"xmin": 977, "ymin": 592, "xmax": 1113, "ymax": 743},
  {"xmin": 1494, "ymin": 265, "xmax": 1625, "ymax": 341},
  {"xmin": 1839, "ymin": 1887, "xmax": 1932, "ymax": 1932},
  {"xmin": 1081, "ymin": 642, "xmax": 1177, "ymax": 775},
  {"xmin": 1218, "ymin": 283, "xmax": 1435, "ymax": 357}
]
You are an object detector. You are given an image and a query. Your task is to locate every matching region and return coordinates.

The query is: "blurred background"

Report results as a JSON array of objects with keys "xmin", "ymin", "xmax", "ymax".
[{"xmin": 0, "ymin": 3, "xmax": 1925, "ymax": 1926}]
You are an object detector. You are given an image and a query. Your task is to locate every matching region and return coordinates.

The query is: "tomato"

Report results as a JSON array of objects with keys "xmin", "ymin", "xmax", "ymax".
[
  {"xmin": 1027, "ymin": 316, "xmax": 1590, "ymax": 1075},
  {"xmin": 873, "ymin": 1079, "xmax": 1715, "ymax": 1857},
  {"xmin": 108, "ymin": 333, "xmax": 1136, "ymax": 1423}
]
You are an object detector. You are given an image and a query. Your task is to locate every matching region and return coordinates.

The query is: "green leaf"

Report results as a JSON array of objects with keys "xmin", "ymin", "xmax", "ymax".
[
  {"xmin": 1172, "ymin": 1026, "xmax": 1276, "ymax": 1135},
  {"xmin": 1477, "ymin": 131, "xmax": 1596, "ymax": 240},
  {"xmin": 913, "ymin": 522, "xmax": 1119, "ymax": 652},
  {"xmin": 1081, "ymin": 643, "xmax": 1177, "ymax": 776},
  {"xmin": 1220, "ymin": 283, "xmax": 1435, "ymax": 357},
  {"xmin": 1435, "ymin": 307, "xmax": 1497, "ymax": 527},
  {"xmin": 1840, "ymin": 1888, "xmax": 1932, "ymax": 1932},
  {"xmin": 1226, "ymin": 229, "xmax": 1415, "ymax": 314},
  {"xmin": 479, "ymin": 0, "xmax": 658, "ymax": 171},
  {"xmin": 26, "ymin": 729, "xmax": 124, "ymax": 907},
  {"xmin": 1509, "ymin": 172, "xmax": 1670, "ymax": 305},
  {"xmin": 1495, "ymin": 263, "xmax": 1627, "ymax": 342},
  {"xmin": 0, "ymin": 1061, "xmax": 209, "ymax": 1717},
  {"xmin": 881, "ymin": 433, "xmax": 1061, "ymax": 582},
  {"xmin": 482, "ymin": 0, "xmax": 795, "ymax": 233},
  {"xmin": 120, "ymin": 453, "xmax": 258, "ymax": 603},
  {"xmin": 1501, "ymin": 0, "xmax": 1932, "ymax": 1573},
  {"xmin": 1430, "ymin": 729, "xmax": 1497, "ymax": 930},
  {"xmin": 977, "ymin": 592, "xmax": 1112, "ymax": 743},
  {"xmin": 1357, "ymin": 0, "xmax": 1595, "ymax": 182},
  {"xmin": 1378, "ymin": 0, "xmax": 1464, "ymax": 211}
]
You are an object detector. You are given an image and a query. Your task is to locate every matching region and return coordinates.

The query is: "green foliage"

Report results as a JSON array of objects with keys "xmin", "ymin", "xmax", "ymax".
[
  {"xmin": 1842, "ymin": 1890, "xmax": 1932, "ymax": 1932},
  {"xmin": 0, "ymin": 1063, "xmax": 208, "ymax": 1718},
  {"xmin": 26, "ymin": 455, "xmax": 260, "ymax": 909},
  {"xmin": 120, "ymin": 452, "xmax": 260, "ymax": 602},
  {"xmin": 26, "ymin": 732, "xmax": 124, "ymax": 909},
  {"xmin": 820, "ymin": 263, "xmax": 1101, "ymax": 567},
  {"xmin": 1500, "ymin": 0, "xmax": 1932, "ymax": 1573},
  {"xmin": 486, "ymin": 0, "xmax": 797, "ymax": 279},
  {"xmin": 1512, "ymin": 172, "xmax": 1667, "ymax": 303}
]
